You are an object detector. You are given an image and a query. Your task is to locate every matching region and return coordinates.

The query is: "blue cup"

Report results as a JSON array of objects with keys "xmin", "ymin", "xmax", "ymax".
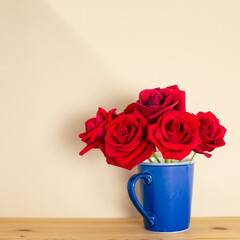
[{"xmin": 127, "ymin": 160, "xmax": 195, "ymax": 232}]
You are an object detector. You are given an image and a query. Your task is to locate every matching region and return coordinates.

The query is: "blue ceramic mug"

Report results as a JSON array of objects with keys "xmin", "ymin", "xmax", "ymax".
[{"xmin": 127, "ymin": 160, "xmax": 195, "ymax": 232}]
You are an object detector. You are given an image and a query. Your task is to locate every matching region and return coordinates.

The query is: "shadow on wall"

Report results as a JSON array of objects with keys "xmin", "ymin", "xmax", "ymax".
[{"xmin": 0, "ymin": 0, "xmax": 138, "ymax": 217}]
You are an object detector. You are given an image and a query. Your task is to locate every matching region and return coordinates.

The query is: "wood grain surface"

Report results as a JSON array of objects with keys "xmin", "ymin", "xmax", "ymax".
[{"xmin": 0, "ymin": 217, "xmax": 239, "ymax": 240}]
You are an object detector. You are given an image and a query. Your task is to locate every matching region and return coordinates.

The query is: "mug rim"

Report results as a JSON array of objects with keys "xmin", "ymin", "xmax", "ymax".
[{"xmin": 139, "ymin": 158, "xmax": 196, "ymax": 167}]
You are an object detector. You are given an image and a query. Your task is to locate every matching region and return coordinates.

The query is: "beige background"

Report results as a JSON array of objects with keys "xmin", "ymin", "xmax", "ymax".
[{"xmin": 0, "ymin": 0, "xmax": 239, "ymax": 218}]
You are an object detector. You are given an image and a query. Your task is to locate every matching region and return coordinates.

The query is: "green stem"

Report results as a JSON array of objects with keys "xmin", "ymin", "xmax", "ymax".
[
  {"xmin": 165, "ymin": 159, "xmax": 169, "ymax": 163},
  {"xmin": 188, "ymin": 152, "xmax": 197, "ymax": 166},
  {"xmin": 148, "ymin": 158, "xmax": 154, "ymax": 163},
  {"xmin": 152, "ymin": 152, "xmax": 161, "ymax": 163},
  {"xmin": 171, "ymin": 159, "xmax": 173, "ymax": 163}
]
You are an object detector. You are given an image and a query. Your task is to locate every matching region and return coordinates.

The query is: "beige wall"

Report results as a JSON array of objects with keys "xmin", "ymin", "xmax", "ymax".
[{"xmin": 0, "ymin": 0, "xmax": 239, "ymax": 218}]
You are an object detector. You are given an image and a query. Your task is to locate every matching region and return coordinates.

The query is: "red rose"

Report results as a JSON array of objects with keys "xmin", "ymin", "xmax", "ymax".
[
  {"xmin": 79, "ymin": 108, "xmax": 117, "ymax": 155},
  {"xmin": 148, "ymin": 111, "xmax": 201, "ymax": 160},
  {"xmin": 136, "ymin": 85, "xmax": 186, "ymax": 123},
  {"xmin": 194, "ymin": 111, "xmax": 227, "ymax": 157},
  {"xmin": 103, "ymin": 110, "xmax": 155, "ymax": 170}
]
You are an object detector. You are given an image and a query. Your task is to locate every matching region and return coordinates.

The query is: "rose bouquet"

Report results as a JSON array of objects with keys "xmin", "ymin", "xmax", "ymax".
[{"xmin": 79, "ymin": 85, "xmax": 226, "ymax": 170}]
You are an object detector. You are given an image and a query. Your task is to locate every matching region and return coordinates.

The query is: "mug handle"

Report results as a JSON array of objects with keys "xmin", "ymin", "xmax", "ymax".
[{"xmin": 127, "ymin": 173, "xmax": 155, "ymax": 226}]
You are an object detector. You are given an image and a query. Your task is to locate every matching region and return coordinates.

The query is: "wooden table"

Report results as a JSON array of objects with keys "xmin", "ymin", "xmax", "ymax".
[{"xmin": 0, "ymin": 217, "xmax": 239, "ymax": 240}]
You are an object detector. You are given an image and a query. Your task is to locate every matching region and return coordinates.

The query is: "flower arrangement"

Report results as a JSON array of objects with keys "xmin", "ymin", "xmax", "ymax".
[{"xmin": 79, "ymin": 85, "xmax": 226, "ymax": 170}]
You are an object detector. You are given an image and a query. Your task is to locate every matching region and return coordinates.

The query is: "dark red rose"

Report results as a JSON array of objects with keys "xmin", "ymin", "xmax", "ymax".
[
  {"xmin": 194, "ymin": 111, "xmax": 226, "ymax": 157},
  {"xmin": 135, "ymin": 85, "xmax": 186, "ymax": 123},
  {"xmin": 103, "ymin": 109, "xmax": 156, "ymax": 170},
  {"xmin": 148, "ymin": 111, "xmax": 201, "ymax": 160},
  {"xmin": 79, "ymin": 108, "xmax": 117, "ymax": 155}
]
